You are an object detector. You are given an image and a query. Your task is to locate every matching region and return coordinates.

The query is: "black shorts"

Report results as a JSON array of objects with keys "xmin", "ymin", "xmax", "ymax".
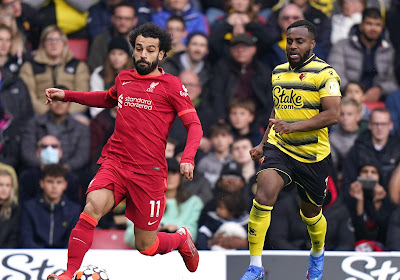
[{"xmin": 258, "ymin": 143, "xmax": 332, "ymax": 206}]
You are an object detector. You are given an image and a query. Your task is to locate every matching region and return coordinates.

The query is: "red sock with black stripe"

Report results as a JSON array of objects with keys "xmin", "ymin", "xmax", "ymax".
[{"xmin": 66, "ymin": 212, "xmax": 98, "ymax": 275}]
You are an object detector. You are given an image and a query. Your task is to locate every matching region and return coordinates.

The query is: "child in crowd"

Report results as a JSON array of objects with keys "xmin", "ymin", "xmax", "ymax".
[
  {"xmin": 0, "ymin": 168, "xmax": 19, "ymax": 248},
  {"xmin": 197, "ymin": 191, "xmax": 249, "ymax": 250},
  {"xmin": 19, "ymin": 164, "xmax": 81, "ymax": 248},
  {"xmin": 231, "ymin": 136, "xmax": 257, "ymax": 184},
  {"xmin": 343, "ymin": 81, "xmax": 370, "ymax": 129},
  {"xmin": 330, "ymin": 97, "xmax": 363, "ymax": 179},
  {"xmin": 197, "ymin": 123, "xmax": 233, "ymax": 188},
  {"xmin": 125, "ymin": 158, "xmax": 204, "ymax": 247},
  {"xmin": 228, "ymin": 97, "xmax": 263, "ymax": 147}
]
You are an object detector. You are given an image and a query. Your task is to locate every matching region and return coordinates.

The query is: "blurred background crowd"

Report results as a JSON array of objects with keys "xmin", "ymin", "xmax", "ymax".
[{"xmin": 1, "ymin": 0, "xmax": 400, "ymax": 253}]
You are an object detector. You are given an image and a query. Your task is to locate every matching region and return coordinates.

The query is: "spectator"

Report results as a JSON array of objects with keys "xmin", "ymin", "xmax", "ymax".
[
  {"xmin": 0, "ymin": 168, "xmax": 19, "ymax": 248},
  {"xmin": 125, "ymin": 158, "xmax": 204, "ymax": 247},
  {"xmin": 197, "ymin": 191, "xmax": 249, "ymax": 250},
  {"xmin": 228, "ymin": 97, "xmax": 263, "ymax": 147},
  {"xmin": 291, "ymin": 0, "xmax": 332, "ymax": 59},
  {"xmin": 330, "ymin": 0, "xmax": 365, "ymax": 44},
  {"xmin": 89, "ymin": 36, "xmax": 132, "ymax": 118},
  {"xmin": 25, "ymin": 0, "xmax": 92, "ymax": 42},
  {"xmin": 387, "ymin": 0, "xmax": 400, "ymax": 85},
  {"xmin": 18, "ymin": 135, "xmax": 80, "ymax": 205},
  {"xmin": 347, "ymin": 162, "xmax": 394, "ymax": 249},
  {"xmin": 19, "ymin": 164, "xmax": 81, "ymax": 248},
  {"xmin": 20, "ymin": 93, "xmax": 90, "ymax": 173},
  {"xmin": 86, "ymin": 0, "xmax": 151, "ymax": 41},
  {"xmin": 328, "ymin": 8, "xmax": 398, "ymax": 101},
  {"xmin": 342, "ymin": 108, "xmax": 400, "ymax": 204},
  {"xmin": 19, "ymin": 25, "xmax": 89, "ymax": 115},
  {"xmin": 162, "ymin": 31, "xmax": 210, "ymax": 87},
  {"xmin": 0, "ymin": 0, "xmax": 37, "ymax": 42},
  {"xmin": 0, "ymin": 99, "xmax": 21, "ymax": 168},
  {"xmin": 0, "ymin": 5, "xmax": 28, "ymax": 63},
  {"xmin": 386, "ymin": 205, "xmax": 400, "ymax": 250},
  {"xmin": 208, "ymin": 0, "xmax": 275, "ymax": 62},
  {"xmin": 343, "ymin": 81, "xmax": 370, "ymax": 129},
  {"xmin": 196, "ymin": 123, "xmax": 233, "ymax": 188},
  {"xmin": 329, "ymin": 97, "xmax": 362, "ymax": 178},
  {"xmin": 165, "ymin": 137, "xmax": 178, "ymax": 159},
  {"xmin": 87, "ymin": 3, "xmax": 137, "ymax": 72},
  {"xmin": 209, "ymin": 33, "xmax": 273, "ymax": 128},
  {"xmin": 231, "ymin": 136, "xmax": 256, "ymax": 184},
  {"xmin": 268, "ymin": 183, "xmax": 354, "ymax": 251},
  {"xmin": 165, "ymin": 15, "xmax": 187, "ymax": 57},
  {"xmin": 152, "ymin": 0, "xmax": 208, "ymax": 38},
  {"xmin": 386, "ymin": 89, "xmax": 400, "ymax": 132},
  {"xmin": 168, "ymin": 70, "xmax": 215, "ymax": 157},
  {"xmin": 0, "ymin": 24, "xmax": 25, "ymax": 76}
]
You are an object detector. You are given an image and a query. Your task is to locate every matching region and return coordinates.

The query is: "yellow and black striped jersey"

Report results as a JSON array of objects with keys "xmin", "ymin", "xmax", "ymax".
[{"xmin": 267, "ymin": 55, "xmax": 341, "ymax": 163}]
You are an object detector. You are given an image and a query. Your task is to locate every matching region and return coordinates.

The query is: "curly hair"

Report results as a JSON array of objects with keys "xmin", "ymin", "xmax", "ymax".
[{"xmin": 129, "ymin": 22, "xmax": 172, "ymax": 58}]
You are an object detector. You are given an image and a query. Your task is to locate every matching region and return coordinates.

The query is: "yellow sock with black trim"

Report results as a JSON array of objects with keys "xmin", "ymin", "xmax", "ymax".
[
  {"xmin": 300, "ymin": 209, "xmax": 326, "ymax": 252},
  {"xmin": 248, "ymin": 199, "xmax": 273, "ymax": 256}
]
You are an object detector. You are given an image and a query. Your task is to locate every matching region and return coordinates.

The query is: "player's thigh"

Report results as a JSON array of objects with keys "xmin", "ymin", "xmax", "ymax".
[
  {"xmin": 293, "ymin": 155, "xmax": 332, "ymax": 208},
  {"xmin": 84, "ymin": 188, "xmax": 115, "ymax": 220},
  {"xmin": 125, "ymin": 173, "xmax": 167, "ymax": 231},
  {"xmin": 256, "ymin": 143, "xmax": 292, "ymax": 205}
]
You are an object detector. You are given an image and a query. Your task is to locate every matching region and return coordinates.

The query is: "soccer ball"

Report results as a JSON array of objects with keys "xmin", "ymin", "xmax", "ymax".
[{"xmin": 73, "ymin": 265, "xmax": 109, "ymax": 280}]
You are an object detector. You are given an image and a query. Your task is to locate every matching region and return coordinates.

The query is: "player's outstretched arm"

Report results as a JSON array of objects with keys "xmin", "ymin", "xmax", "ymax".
[{"xmin": 45, "ymin": 88, "xmax": 65, "ymax": 105}]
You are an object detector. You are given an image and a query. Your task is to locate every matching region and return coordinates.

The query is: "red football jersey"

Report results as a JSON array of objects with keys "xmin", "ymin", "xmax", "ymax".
[{"xmin": 96, "ymin": 69, "xmax": 199, "ymax": 176}]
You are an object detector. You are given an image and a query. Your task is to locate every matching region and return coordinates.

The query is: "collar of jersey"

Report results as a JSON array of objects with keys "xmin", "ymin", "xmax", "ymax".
[{"xmin": 133, "ymin": 67, "xmax": 165, "ymax": 78}]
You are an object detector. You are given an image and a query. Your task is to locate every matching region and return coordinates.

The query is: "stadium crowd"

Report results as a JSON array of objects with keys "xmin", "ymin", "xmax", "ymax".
[{"xmin": 1, "ymin": 0, "xmax": 400, "ymax": 252}]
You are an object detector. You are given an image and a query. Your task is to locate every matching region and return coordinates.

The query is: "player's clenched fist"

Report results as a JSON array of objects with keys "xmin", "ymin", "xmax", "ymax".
[
  {"xmin": 249, "ymin": 144, "xmax": 263, "ymax": 162},
  {"xmin": 180, "ymin": 162, "xmax": 194, "ymax": 180},
  {"xmin": 45, "ymin": 88, "xmax": 66, "ymax": 105}
]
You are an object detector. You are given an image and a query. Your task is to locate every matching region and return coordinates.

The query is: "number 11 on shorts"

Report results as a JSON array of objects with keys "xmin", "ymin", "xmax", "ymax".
[{"xmin": 149, "ymin": 200, "xmax": 161, "ymax": 217}]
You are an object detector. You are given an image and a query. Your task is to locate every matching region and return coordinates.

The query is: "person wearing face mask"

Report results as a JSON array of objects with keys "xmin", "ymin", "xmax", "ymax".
[
  {"xmin": 20, "ymin": 85, "xmax": 90, "ymax": 173},
  {"xmin": 18, "ymin": 135, "xmax": 80, "ymax": 206}
]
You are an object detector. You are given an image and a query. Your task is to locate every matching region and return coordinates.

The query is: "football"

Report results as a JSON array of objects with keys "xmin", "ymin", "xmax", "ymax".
[{"xmin": 73, "ymin": 265, "xmax": 109, "ymax": 280}]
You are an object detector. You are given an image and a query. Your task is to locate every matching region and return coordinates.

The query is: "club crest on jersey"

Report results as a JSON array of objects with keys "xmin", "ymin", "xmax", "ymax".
[
  {"xmin": 180, "ymin": 85, "xmax": 189, "ymax": 97},
  {"xmin": 146, "ymin": 82, "xmax": 159, "ymax": 92},
  {"xmin": 299, "ymin": 73, "xmax": 307, "ymax": 81}
]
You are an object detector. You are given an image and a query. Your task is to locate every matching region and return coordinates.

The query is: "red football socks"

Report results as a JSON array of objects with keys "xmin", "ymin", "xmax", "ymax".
[
  {"xmin": 140, "ymin": 232, "xmax": 185, "ymax": 256},
  {"xmin": 154, "ymin": 232, "xmax": 185, "ymax": 255},
  {"xmin": 66, "ymin": 212, "xmax": 98, "ymax": 275}
]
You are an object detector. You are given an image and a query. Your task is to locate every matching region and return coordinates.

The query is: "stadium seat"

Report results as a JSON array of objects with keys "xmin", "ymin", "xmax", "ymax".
[
  {"xmin": 67, "ymin": 38, "xmax": 89, "ymax": 61},
  {"xmin": 363, "ymin": 101, "xmax": 385, "ymax": 111},
  {"xmin": 91, "ymin": 229, "xmax": 131, "ymax": 249}
]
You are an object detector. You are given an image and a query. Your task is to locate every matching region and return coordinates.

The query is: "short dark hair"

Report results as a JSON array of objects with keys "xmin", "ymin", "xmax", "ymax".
[
  {"xmin": 287, "ymin": 20, "xmax": 316, "ymax": 40},
  {"xmin": 186, "ymin": 31, "xmax": 208, "ymax": 46},
  {"xmin": 362, "ymin": 7, "xmax": 382, "ymax": 21},
  {"xmin": 166, "ymin": 15, "xmax": 186, "ymax": 28},
  {"xmin": 209, "ymin": 123, "xmax": 232, "ymax": 138},
  {"xmin": 344, "ymin": 80, "xmax": 365, "ymax": 95},
  {"xmin": 216, "ymin": 191, "xmax": 247, "ymax": 218},
  {"xmin": 41, "ymin": 164, "xmax": 68, "ymax": 180},
  {"xmin": 112, "ymin": 2, "xmax": 136, "ymax": 16},
  {"xmin": 228, "ymin": 97, "xmax": 256, "ymax": 114},
  {"xmin": 129, "ymin": 22, "xmax": 172, "ymax": 58}
]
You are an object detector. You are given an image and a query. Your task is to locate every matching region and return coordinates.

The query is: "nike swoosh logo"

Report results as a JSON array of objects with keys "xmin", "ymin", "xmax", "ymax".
[
  {"xmin": 148, "ymin": 220, "xmax": 158, "ymax": 226},
  {"xmin": 122, "ymin": 81, "xmax": 132, "ymax": 85}
]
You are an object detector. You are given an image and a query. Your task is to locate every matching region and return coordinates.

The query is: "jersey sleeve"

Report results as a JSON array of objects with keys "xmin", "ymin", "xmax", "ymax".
[
  {"xmin": 317, "ymin": 67, "xmax": 342, "ymax": 98},
  {"xmin": 168, "ymin": 76, "xmax": 197, "ymax": 116}
]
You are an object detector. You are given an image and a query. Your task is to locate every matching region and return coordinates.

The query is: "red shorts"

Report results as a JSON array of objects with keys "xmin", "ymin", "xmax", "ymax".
[{"xmin": 87, "ymin": 159, "xmax": 167, "ymax": 231}]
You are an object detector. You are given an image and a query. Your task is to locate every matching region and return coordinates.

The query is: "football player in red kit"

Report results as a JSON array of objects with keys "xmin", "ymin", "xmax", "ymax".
[{"xmin": 45, "ymin": 23, "xmax": 203, "ymax": 280}]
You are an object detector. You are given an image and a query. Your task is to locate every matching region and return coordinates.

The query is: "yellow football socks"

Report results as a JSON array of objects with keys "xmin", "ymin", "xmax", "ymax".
[
  {"xmin": 300, "ymin": 209, "xmax": 326, "ymax": 253},
  {"xmin": 248, "ymin": 199, "xmax": 273, "ymax": 256}
]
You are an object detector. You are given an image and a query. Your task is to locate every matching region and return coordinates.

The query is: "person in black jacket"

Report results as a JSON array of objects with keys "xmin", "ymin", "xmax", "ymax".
[
  {"xmin": 19, "ymin": 164, "xmax": 81, "ymax": 248},
  {"xmin": 208, "ymin": 33, "xmax": 273, "ymax": 129},
  {"xmin": 0, "ymin": 167, "xmax": 19, "ymax": 248}
]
